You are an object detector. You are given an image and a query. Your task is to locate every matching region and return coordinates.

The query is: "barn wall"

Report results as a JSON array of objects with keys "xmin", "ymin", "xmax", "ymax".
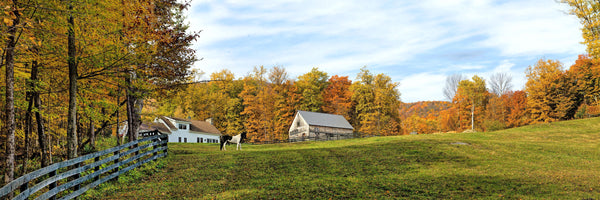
[{"xmin": 289, "ymin": 113, "xmax": 310, "ymax": 140}]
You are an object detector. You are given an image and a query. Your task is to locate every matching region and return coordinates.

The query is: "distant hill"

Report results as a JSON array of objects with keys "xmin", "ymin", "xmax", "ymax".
[{"xmin": 399, "ymin": 101, "xmax": 452, "ymax": 119}]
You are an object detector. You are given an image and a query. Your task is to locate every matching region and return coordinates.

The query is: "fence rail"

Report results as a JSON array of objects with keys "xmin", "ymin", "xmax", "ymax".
[{"xmin": 0, "ymin": 134, "xmax": 168, "ymax": 200}]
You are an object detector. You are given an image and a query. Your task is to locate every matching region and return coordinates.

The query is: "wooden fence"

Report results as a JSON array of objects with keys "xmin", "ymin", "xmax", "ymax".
[
  {"xmin": 252, "ymin": 134, "xmax": 355, "ymax": 144},
  {"xmin": 0, "ymin": 134, "xmax": 168, "ymax": 200}
]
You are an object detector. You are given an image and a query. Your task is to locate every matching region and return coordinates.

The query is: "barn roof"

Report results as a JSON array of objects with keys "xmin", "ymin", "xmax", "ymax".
[{"xmin": 297, "ymin": 110, "xmax": 354, "ymax": 130}]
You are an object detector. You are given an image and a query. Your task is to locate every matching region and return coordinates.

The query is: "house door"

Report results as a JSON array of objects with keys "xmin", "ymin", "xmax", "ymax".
[{"xmin": 184, "ymin": 138, "xmax": 187, "ymax": 143}]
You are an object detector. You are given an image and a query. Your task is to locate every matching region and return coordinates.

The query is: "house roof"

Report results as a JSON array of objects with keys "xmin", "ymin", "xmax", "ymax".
[
  {"xmin": 297, "ymin": 110, "xmax": 354, "ymax": 130},
  {"xmin": 159, "ymin": 116, "xmax": 177, "ymax": 129},
  {"xmin": 157, "ymin": 116, "xmax": 221, "ymax": 135},
  {"xmin": 169, "ymin": 117, "xmax": 192, "ymax": 124},
  {"xmin": 139, "ymin": 122, "xmax": 172, "ymax": 134},
  {"xmin": 190, "ymin": 120, "xmax": 221, "ymax": 135}
]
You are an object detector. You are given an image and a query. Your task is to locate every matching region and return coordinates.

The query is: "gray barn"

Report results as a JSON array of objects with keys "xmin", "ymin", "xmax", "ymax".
[{"xmin": 288, "ymin": 110, "xmax": 354, "ymax": 142}]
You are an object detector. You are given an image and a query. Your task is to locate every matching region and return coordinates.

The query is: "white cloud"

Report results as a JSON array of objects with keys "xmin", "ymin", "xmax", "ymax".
[
  {"xmin": 398, "ymin": 73, "xmax": 448, "ymax": 102},
  {"xmin": 492, "ymin": 60, "xmax": 515, "ymax": 73},
  {"xmin": 185, "ymin": 0, "xmax": 586, "ymax": 101}
]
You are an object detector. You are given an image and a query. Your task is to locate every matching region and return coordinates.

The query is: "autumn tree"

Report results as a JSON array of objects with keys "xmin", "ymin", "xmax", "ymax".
[
  {"xmin": 503, "ymin": 90, "xmax": 530, "ymax": 128},
  {"xmin": 270, "ymin": 67, "xmax": 299, "ymax": 141},
  {"xmin": 296, "ymin": 67, "xmax": 329, "ymax": 112},
  {"xmin": 322, "ymin": 75, "xmax": 353, "ymax": 120},
  {"xmin": 483, "ymin": 94, "xmax": 506, "ymax": 131},
  {"xmin": 238, "ymin": 66, "xmax": 298, "ymax": 142},
  {"xmin": 65, "ymin": 0, "xmax": 78, "ymax": 159},
  {"xmin": 483, "ymin": 72, "xmax": 514, "ymax": 131},
  {"xmin": 2, "ymin": 0, "xmax": 22, "ymax": 186},
  {"xmin": 351, "ymin": 67, "xmax": 401, "ymax": 136},
  {"xmin": 453, "ymin": 75, "xmax": 488, "ymax": 131},
  {"xmin": 439, "ymin": 106, "xmax": 459, "ymax": 132},
  {"xmin": 525, "ymin": 59, "xmax": 581, "ymax": 122},
  {"xmin": 0, "ymin": 0, "xmax": 199, "ymax": 184},
  {"xmin": 568, "ymin": 55, "xmax": 600, "ymax": 117},
  {"xmin": 562, "ymin": 0, "xmax": 600, "ymax": 57},
  {"xmin": 399, "ymin": 101, "xmax": 451, "ymax": 134},
  {"xmin": 211, "ymin": 70, "xmax": 244, "ymax": 135},
  {"xmin": 240, "ymin": 66, "xmax": 270, "ymax": 142}
]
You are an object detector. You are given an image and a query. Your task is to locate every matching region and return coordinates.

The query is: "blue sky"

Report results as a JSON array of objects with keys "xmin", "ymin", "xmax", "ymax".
[{"xmin": 185, "ymin": 0, "xmax": 585, "ymax": 102}]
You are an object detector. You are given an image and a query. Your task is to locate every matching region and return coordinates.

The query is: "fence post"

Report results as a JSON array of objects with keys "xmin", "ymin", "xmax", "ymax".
[
  {"xmin": 19, "ymin": 181, "xmax": 29, "ymax": 198},
  {"xmin": 49, "ymin": 169, "xmax": 57, "ymax": 200},
  {"xmin": 74, "ymin": 162, "xmax": 81, "ymax": 192},
  {"xmin": 113, "ymin": 149, "xmax": 120, "ymax": 181},
  {"xmin": 152, "ymin": 138, "xmax": 158, "ymax": 157},
  {"xmin": 94, "ymin": 156, "xmax": 100, "ymax": 181},
  {"xmin": 163, "ymin": 135, "xmax": 168, "ymax": 155}
]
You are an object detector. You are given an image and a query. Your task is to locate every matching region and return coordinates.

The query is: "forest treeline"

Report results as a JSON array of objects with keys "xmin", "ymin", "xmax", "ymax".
[
  {"xmin": 1, "ymin": 0, "xmax": 199, "ymax": 188},
  {"xmin": 148, "ymin": 67, "xmax": 402, "ymax": 142},
  {"xmin": 403, "ymin": 55, "xmax": 600, "ymax": 134}
]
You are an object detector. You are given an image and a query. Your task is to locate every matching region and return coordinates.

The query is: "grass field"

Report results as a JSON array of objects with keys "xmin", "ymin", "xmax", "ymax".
[{"xmin": 84, "ymin": 117, "xmax": 600, "ymax": 199}]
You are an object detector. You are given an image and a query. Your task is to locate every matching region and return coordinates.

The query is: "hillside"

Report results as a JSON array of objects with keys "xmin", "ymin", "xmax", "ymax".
[
  {"xmin": 399, "ymin": 101, "xmax": 452, "ymax": 118},
  {"xmin": 85, "ymin": 117, "xmax": 600, "ymax": 199}
]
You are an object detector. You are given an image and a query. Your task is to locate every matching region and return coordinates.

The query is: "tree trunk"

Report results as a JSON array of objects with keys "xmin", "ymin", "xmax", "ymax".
[
  {"xmin": 471, "ymin": 102, "xmax": 475, "ymax": 131},
  {"xmin": 22, "ymin": 63, "xmax": 35, "ymax": 175},
  {"xmin": 89, "ymin": 118, "xmax": 95, "ymax": 151},
  {"xmin": 34, "ymin": 60, "xmax": 50, "ymax": 167},
  {"xmin": 66, "ymin": 0, "xmax": 78, "ymax": 159},
  {"xmin": 126, "ymin": 75, "xmax": 142, "ymax": 142},
  {"xmin": 35, "ymin": 92, "xmax": 50, "ymax": 167},
  {"xmin": 116, "ymin": 83, "xmax": 121, "ymax": 146},
  {"xmin": 4, "ymin": 0, "xmax": 21, "ymax": 191}
]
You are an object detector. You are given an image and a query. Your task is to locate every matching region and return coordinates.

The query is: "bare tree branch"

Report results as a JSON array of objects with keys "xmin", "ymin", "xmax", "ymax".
[{"xmin": 443, "ymin": 74, "xmax": 465, "ymax": 101}]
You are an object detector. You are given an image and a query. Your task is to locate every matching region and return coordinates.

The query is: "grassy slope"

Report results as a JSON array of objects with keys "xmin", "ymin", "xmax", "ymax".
[{"xmin": 86, "ymin": 118, "xmax": 600, "ymax": 199}]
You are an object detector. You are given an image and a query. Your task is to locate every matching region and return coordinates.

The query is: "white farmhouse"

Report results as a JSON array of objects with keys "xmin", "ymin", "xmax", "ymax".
[
  {"xmin": 288, "ymin": 111, "xmax": 354, "ymax": 142},
  {"xmin": 140, "ymin": 116, "xmax": 222, "ymax": 143}
]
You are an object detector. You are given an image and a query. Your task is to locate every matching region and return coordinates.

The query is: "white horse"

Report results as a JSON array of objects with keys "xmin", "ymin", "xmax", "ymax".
[{"xmin": 220, "ymin": 132, "xmax": 247, "ymax": 150}]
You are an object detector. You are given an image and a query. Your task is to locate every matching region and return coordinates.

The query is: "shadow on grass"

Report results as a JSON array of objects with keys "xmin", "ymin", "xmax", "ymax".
[
  {"xmin": 90, "ymin": 140, "xmax": 588, "ymax": 199},
  {"xmin": 203, "ymin": 141, "xmax": 553, "ymax": 199}
]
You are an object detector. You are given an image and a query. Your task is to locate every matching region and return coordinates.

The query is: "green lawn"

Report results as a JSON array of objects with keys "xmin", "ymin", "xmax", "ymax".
[{"xmin": 85, "ymin": 118, "xmax": 600, "ymax": 199}]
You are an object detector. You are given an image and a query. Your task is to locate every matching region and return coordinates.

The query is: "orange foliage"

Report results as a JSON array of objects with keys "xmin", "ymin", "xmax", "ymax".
[
  {"xmin": 399, "ymin": 101, "xmax": 452, "ymax": 134},
  {"xmin": 322, "ymin": 75, "xmax": 353, "ymax": 120},
  {"xmin": 503, "ymin": 91, "xmax": 530, "ymax": 128},
  {"xmin": 453, "ymin": 76, "xmax": 488, "ymax": 131}
]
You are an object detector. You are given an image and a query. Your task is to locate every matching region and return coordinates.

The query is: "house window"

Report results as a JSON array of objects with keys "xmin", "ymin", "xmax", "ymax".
[
  {"xmin": 297, "ymin": 121, "xmax": 301, "ymax": 127},
  {"xmin": 197, "ymin": 137, "xmax": 200, "ymax": 143},
  {"xmin": 178, "ymin": 137, "xmax": 181, "ymax": 143},
  {"xmin": 178, "ymin": 124, "xmax": 187, "ymax": 130},
  {"xmin": 184, "ymin": 138, "xmax": 187, "ymax": 143}
]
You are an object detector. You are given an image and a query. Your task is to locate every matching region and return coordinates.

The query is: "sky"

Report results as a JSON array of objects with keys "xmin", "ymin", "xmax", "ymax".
[{"xmin": 184, "ymin": 0, "xmax": 585, "ymax": 103}]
